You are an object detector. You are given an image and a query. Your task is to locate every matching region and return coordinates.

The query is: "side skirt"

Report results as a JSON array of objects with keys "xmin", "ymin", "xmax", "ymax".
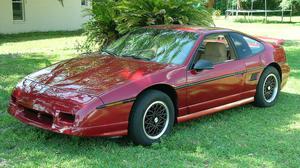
[{"xmin": 177, "ymin": 97, "xmax": 254, "ymax": 123}]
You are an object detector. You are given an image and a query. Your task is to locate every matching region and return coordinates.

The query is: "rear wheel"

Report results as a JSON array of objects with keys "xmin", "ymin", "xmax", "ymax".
[
  {"xmin": 254, "ymin": 66, "xmax": 281, "ymax": 107},
  {"xmin": 129, "ymin": 90, "xmax": 175, "ymax": 146}
]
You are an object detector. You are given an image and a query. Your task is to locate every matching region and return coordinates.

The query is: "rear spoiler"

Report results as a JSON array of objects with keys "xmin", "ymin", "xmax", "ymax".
[{"xmin": 256, "ymin": 36, "xmax": 285, "ymax": 46}]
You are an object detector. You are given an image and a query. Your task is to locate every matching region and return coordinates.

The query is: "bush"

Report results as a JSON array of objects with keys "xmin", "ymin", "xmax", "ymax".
[
  {"xmin": 79, "ymin": 0, "xmax": 118, "ymax": 52},
  {"xmin": 81, "ymin": 0, "xmax": 213, "ymax": 52}
]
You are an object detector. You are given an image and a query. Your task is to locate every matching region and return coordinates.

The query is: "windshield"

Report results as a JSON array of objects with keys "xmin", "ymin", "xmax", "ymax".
[{"xmin": 103, "ymin": 28, "xmax": 199, "ymax": 65}]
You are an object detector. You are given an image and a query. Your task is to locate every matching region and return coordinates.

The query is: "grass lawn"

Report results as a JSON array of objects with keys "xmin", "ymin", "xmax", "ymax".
[
  {"xmin": 214, "ymin": 17, "xmax": 300, "ymax": 41},
  {"xmin": 0, "ymin": 28, "xmax": 300, "ymax": 167}
]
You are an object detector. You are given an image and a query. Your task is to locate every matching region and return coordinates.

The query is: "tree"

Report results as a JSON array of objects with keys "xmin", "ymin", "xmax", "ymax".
[
  {"xmin": 207, "ymin": 0, "xmax": 215, "ymax": 8},
  {"xmin": 281, "ymin": 0, "xmax": 300, "ymax": 9},
  {"xmin": 237, "ymin": 0, "xmax": 242, "ymax": 9}
]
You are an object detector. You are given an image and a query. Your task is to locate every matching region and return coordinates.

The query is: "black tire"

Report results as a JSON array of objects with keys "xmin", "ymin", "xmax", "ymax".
[
  {"xmin": 254, "ymin": 66, "xmax": 281, "ymax": 107},
  {"xmin": 129, "ymin": 90, "xmax": 175, "ymax": 146}
]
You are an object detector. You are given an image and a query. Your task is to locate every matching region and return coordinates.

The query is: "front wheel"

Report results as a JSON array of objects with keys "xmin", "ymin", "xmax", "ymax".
[
  {"xmin": 129, "ymin": 90, "xmax": 175, "ymax": 146},
  {"xmin": 254, "ymin": 66, "xmax": 281, "ymax": 107}
]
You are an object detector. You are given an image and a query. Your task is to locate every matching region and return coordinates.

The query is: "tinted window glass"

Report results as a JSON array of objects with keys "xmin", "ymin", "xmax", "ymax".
[
  {"xmin": 243, "ymin": 36, "xmax": 264, "ymax": 55},
  {"xmin": 230, "ymin": 33, "xmax": 264, "ymax": 59},
  {"xmin": 104, "ymin": 28, "xmax": 199, "ymax": 65}
]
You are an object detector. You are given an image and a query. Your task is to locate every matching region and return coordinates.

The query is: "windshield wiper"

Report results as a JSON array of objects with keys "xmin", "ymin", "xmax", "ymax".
[
  {"xmin": 121, "ymin": 54, "xmax": 151, "ymax": 61},
  {"xmin": 101, "ymin": 49, "xmax": 118, "ymax": 57}
]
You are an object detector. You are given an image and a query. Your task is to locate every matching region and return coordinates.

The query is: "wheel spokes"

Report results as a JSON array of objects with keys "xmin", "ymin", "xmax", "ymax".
[
  {"xmin": 263, "ymin": 74, "xmax": 279, "ymax": 103},
  {"xmin": 143, "ymin": 101, "xmax": 169, "ymax": 138}
]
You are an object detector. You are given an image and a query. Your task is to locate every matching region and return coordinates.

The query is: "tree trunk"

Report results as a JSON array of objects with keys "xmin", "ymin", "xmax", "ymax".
[
  {"xmin": 237, "ymin": 0, "xmax": 243, "ymax": 10},
  {"xmin": 207, "ymin": 0, "xmax": 215, "ymax": 8}
]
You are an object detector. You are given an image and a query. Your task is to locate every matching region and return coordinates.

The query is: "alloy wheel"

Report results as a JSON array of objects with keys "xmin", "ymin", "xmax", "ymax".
[
  {"xmin": 142, "ymin": 101, "xmax": 170, "ymax": 140},
  {"xmin": 262, "ymin": 74, "xmax": 279, "ymax": 103}
]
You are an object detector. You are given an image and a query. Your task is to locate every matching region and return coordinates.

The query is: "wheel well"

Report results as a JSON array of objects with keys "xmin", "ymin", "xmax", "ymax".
[
  {"xmin": 135, "ymin": 84, "xmax": 178, "ymax": 122},
  {"xmin": 268, "ymin": 63, "xmax": 282, "ymax": 81}
]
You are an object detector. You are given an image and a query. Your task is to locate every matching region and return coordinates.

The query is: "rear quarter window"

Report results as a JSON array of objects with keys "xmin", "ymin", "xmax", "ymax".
[
  {"xmin": 230, "ymin": 33, "xmax": 264, "ymax": 59},
  {"xmin": 243, "ymin": 36, "xmax": 264, "ymax": 55}
]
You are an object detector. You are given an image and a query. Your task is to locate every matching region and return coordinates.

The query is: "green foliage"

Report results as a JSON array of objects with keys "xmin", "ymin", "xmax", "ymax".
[
  {"xmin": 81, "ymin": 0, "xmax": 119, "ymax": 52},
  {"xmin": 115, "ymin": 0, "xmax": 213, "ymax": 34},
  {"xmin": 215, "ymin": 0, "xmax": 300, "ymax": 14},
  {"xmin": 202, "ymin": 0, "xmax": 300, "ymax": 16},
  {"xmin": 218, "ymin": 0, "xmax": 283, "ymax": 11},
  {"xmin": 83, "ymin": 0, "xmax": 213, "ymax": 51},
  {"xmin": 281, "ymin": 0, "xmax": 300, "ymax": 9}
]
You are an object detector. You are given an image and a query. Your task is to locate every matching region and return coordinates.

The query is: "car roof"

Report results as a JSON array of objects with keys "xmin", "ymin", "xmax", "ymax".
[{"xmin": 145, "ymin": 25, "xmax": 233, "ymax": 34}]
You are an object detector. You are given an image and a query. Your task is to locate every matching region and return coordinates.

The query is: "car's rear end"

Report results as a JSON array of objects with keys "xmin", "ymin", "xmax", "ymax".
[
  {"xmin": 272, "ymin": 43, "xmax": 290, "ymax": 89},
  {"xmin": 258, "ymin": 36, "xmax": 290, "ymax": 89}
]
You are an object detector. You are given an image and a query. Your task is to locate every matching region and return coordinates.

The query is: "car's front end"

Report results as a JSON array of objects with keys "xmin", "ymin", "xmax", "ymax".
[
  {"xmin": 7, "ymin": 48, "xmax": 177, "ymax": 136},
  {"xmin": 8, "ymin": 78, "xmax": 97, "ymax": 134},
  {"xmin": 8, "ymin": 78, "xmax": 136, "ymax": 136}
]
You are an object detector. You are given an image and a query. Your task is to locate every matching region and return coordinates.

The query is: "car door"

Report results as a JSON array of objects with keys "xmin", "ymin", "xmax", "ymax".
[
  {"xmin": 186, "ymin": 33, "xmax": 246, "ymax": 113},
  {"xmin": 229, "ymin": 32, "xmax": 265, "ymax": 99}
]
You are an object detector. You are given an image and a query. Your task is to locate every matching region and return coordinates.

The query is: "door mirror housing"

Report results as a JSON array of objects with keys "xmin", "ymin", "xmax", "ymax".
[{"xmin": 193, "ymin": 60, "xmax": 214, "ymax": 71}]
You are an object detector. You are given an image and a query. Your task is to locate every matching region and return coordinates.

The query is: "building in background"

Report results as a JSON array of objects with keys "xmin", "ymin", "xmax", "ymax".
[{"xmin": 0, "ymin": 0, "xmax": 91, "ymax": 34}]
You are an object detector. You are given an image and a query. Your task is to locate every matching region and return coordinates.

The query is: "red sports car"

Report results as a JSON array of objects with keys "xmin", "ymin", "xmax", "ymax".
[{"xmin": 8, "ymin": 25, "xmax": 289, "ymax": 145}]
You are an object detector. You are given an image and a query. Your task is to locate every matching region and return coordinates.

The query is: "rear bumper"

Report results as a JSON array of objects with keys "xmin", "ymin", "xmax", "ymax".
[{"xmin": 8, "ymin": 100, "xmax": 128, "ymax": 137}]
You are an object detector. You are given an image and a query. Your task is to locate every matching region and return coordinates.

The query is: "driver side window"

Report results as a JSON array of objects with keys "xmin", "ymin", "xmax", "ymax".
[{"xmin": 194, "ymin": 33, "xmax": 236, "ymax": 65}]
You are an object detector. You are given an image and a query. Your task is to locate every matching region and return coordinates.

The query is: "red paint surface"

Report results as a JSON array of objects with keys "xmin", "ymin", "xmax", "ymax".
[{"xmin": 8, "ymin": 26, "xmax": 290, "ymax": 137}]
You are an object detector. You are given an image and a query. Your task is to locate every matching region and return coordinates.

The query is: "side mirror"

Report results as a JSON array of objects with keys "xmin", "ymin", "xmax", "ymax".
[{"xmin": 193, "ymin": 60, "xmax": 214, "ymax": 71}]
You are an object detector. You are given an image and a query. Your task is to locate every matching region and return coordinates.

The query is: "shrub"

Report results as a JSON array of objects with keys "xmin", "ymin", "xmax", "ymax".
[
  {"xmin": 116, "ymin": 0, "xmax": 213, "ymax": 34},
  {"xmin": 82, "ymin": 0, "xmax": 213, "ymax": 52},
  {"xmin": 80, "ymin": 0, "xmax": 119, "ymax": 52}
]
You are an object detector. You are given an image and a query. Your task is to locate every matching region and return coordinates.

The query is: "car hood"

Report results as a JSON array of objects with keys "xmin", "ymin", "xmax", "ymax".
[{"xmin": 26, "ymin": 54, "xmax": 170, "ymax": 96}]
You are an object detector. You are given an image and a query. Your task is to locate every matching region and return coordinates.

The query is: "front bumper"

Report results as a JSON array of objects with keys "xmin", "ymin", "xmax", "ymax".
[
  {"xmin": 8, "ymin": 78, "xmax": 132, "ymax": 137},
  {"xmin": 8, "ymin": 98, "xmax": 129, "ymax": 137}
]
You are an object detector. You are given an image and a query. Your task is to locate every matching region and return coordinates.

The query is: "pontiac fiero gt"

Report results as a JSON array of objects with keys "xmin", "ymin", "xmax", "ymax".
[{"xmin": 8, "ymin": 25, "xmax": 289, "ymax": 145}]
